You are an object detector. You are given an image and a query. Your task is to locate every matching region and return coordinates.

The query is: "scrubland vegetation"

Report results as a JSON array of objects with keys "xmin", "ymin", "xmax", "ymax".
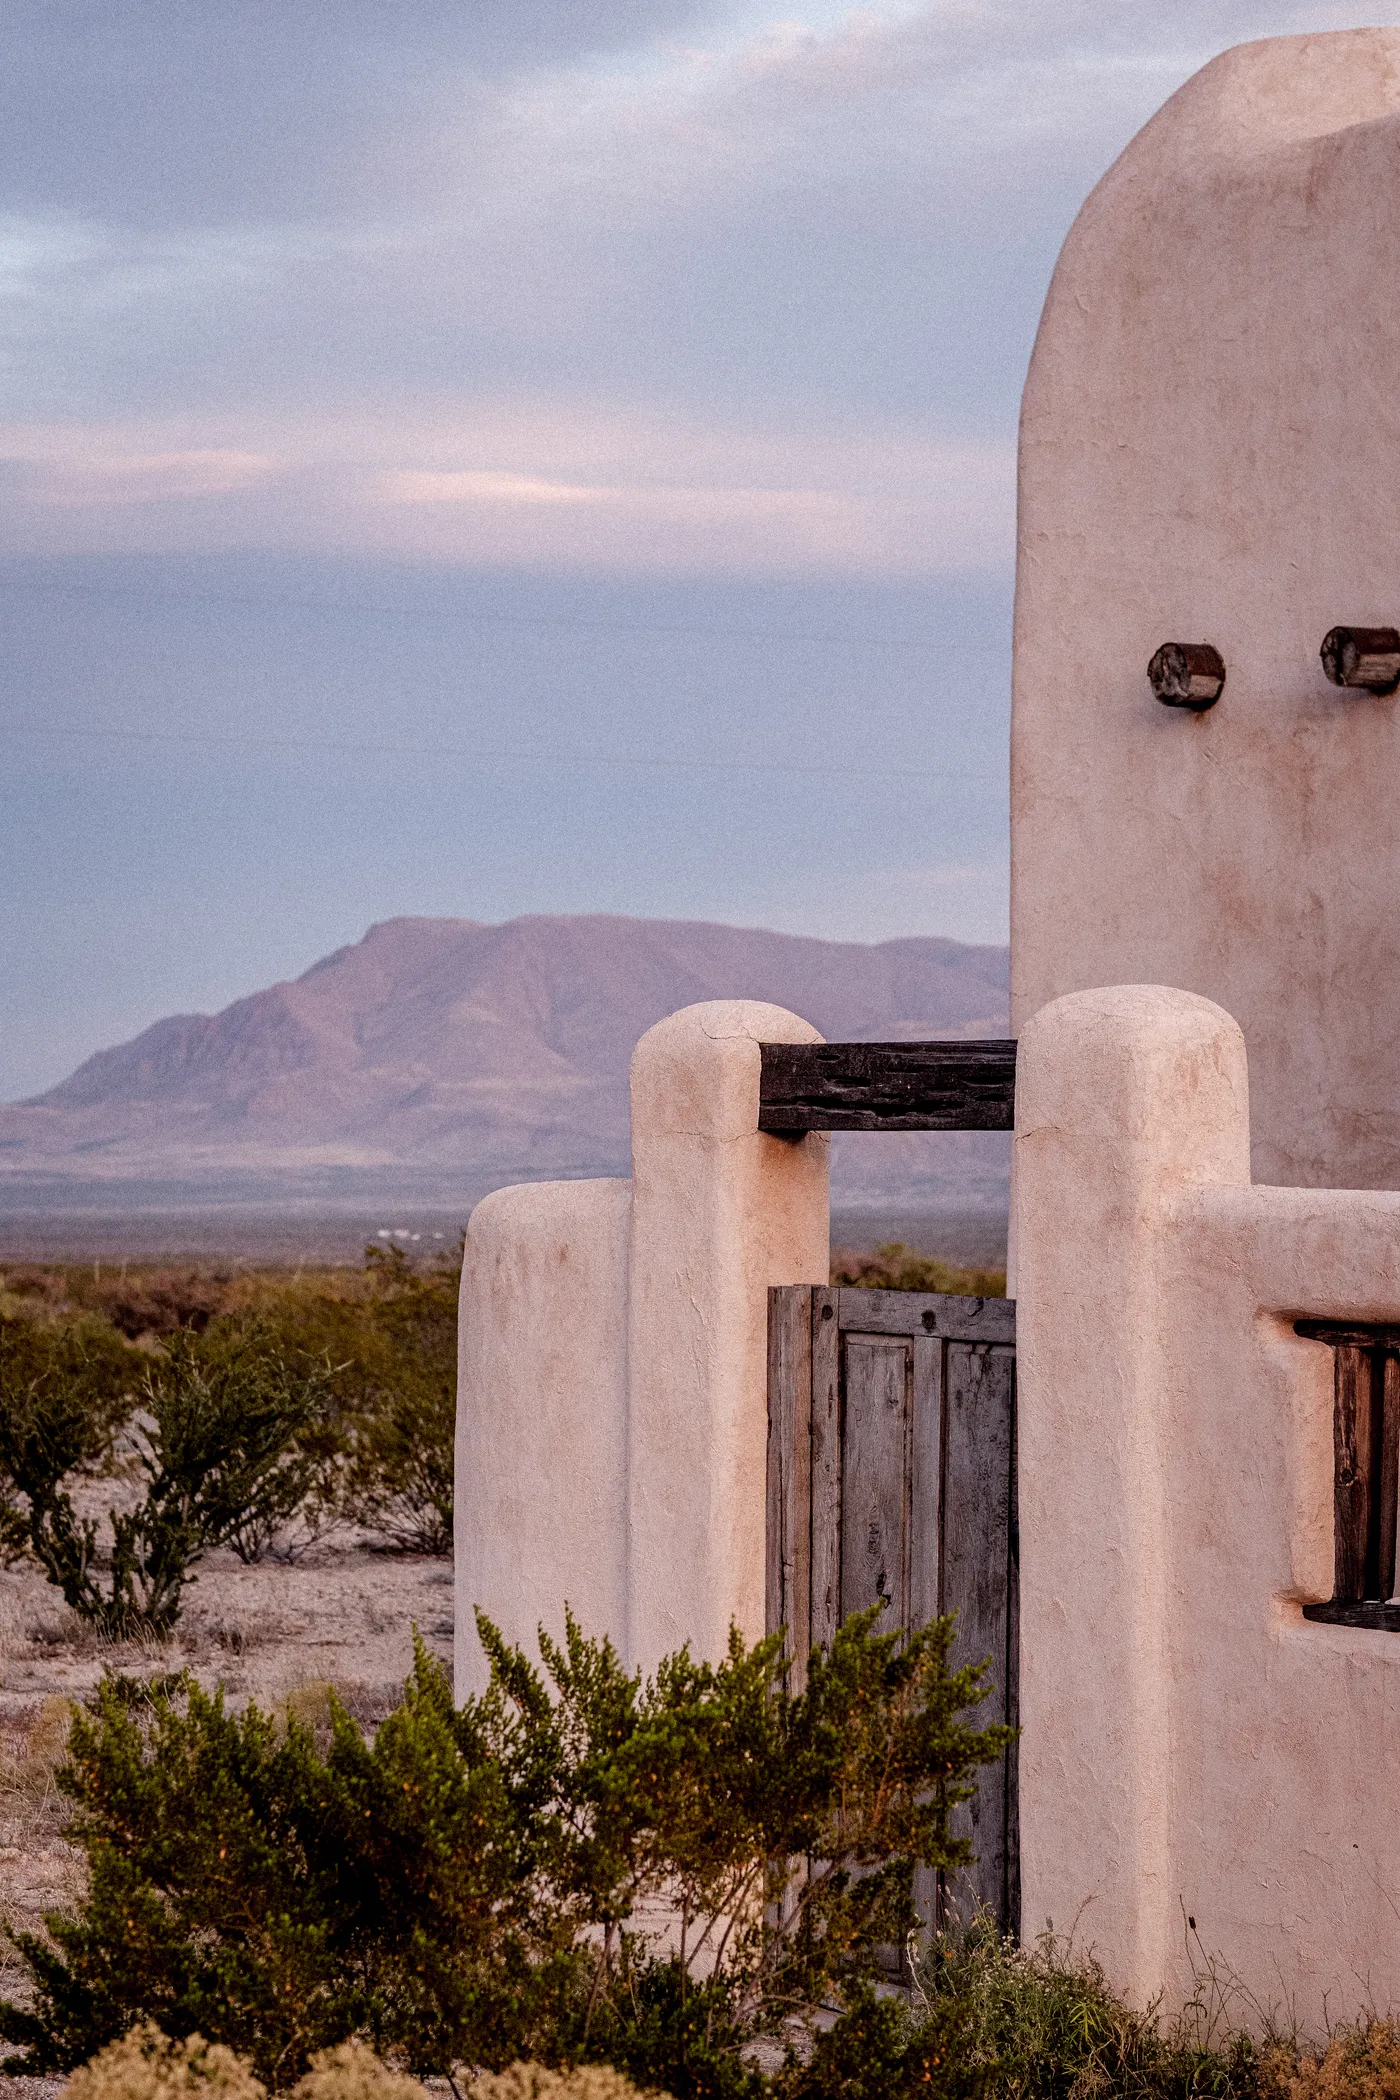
[
  {"xmin": 0, "ymin": 1244, "xmax": 459, "ymax": 1639},
  {"xmin": 2, "ymin": 1600, "xmax": 1394, "ymax": 2100},
  {"xmin": 4, "ymin": 1611, "xmax": 1399, "ymax": 2100},
  {"xmin": 6, "ymin": 1240, "xmax": 1390, "ymax": 2100},
  {"xmin": 0, "ymin": 1238, "xmax": 997, "ymax": 1641},
  {"xmin": 0, "ymin": 1606, "xmax": 1007, "ymax": 2097},
  {"xmin": 829, "ymin": 1244, "xmax": 1007, "ymax": 1299}
]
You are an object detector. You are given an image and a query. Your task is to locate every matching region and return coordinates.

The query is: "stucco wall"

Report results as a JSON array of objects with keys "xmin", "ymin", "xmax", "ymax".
[
  {"xmin": 1016, "ymin": 984, "xmax": 1400, "ymax": 2022},
  {"xmin": 1012, "ymin": 28, "xmax": 1400, "ymax": 1191},
  {"xmin": 455, "ymin": 1178, "xmax": 630, "ymax": 1694},
  {"xmin": 455, "ymin": 1000, "xmax": 829, "ymax": 1695}
]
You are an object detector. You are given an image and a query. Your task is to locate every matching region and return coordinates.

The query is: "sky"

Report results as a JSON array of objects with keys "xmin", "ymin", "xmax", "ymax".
[{"xmin": 2, "ymin": 0, "xmax": 1395, "ymax": 1100}]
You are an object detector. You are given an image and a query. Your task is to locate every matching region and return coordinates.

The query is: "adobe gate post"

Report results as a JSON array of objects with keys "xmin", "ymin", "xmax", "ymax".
[
  {"xmin": 626, "ymin": 1002, "xmax": 829, "ymax": 1672},
  {"xmin": 456, "ymin": 999, "xmax": 829, "ymax": 1695},
  {"xmin": 1014, "ymin": 985, "xmax": 1249, "ymax": 2001}
]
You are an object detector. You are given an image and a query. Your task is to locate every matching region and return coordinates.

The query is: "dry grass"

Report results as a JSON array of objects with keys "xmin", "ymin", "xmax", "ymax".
[
  {"xmin": 469, "ymin": 2072, "xmax": 662, "ymax": 2100},
  {"xmin": 1264, "ymin": 2024, "xmax": 1400, "ymax": 2100},
  {"xmin": 1, "ymin": 1698, "xmax": 79, "ymax": 1827}
]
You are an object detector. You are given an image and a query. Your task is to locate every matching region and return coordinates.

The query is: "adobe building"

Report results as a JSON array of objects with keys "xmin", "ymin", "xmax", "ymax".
[
  {"xmin": 459, "ymin": 30, "xmax": 1400, "ymax": 2025},
  {"xmin": 1012, "ymin": 29, "xmax": 1400, "ymax": 2022}
]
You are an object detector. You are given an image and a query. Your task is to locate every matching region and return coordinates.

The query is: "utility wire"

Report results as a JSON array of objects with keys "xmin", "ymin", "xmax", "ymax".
[
  {"xmin": 0, "ymin": 718, "xmax": 999, "ymax": 783},
  {"xmin": 0, "ymin": 573, "xmax": 1005, "ymax": 656}
]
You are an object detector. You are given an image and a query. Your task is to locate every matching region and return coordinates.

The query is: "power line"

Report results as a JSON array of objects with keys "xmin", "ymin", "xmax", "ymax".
[
  {"xmin": 0, "ymin": 573, "xmax": 1007, "ymax": 656},
  {"xmin": 0, "ymin": 718, "xmax": 1000, "ymax": 784}
]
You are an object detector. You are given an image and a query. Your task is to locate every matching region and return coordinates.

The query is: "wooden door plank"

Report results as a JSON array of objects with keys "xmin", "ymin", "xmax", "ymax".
[
  {"xmin": 909, "ymin": 1333, "xmax": 944, "ymax": 1631},
  {"xmin": 940, "ymin": 1341, "xmax": 1016, "ymax": 1928},
  {"xmin": 810, "ymin": 1286, "xmax": 843, "ymax": 1652},
  {"xmin": 766, "ymin": 1286, "xmax": 1019, "ymax": 1939},
  {"xmin": 840, "ymin": 1333, "xmax": 912, "ymax": 1628},
  {"xmin": 910, "ymin": 1331, "xmax": 946, "ymax": 1941},
  {"xmin": 767, "ymin": 1286, "xmax": 813, "ymax": 1686},
  {"xmin": 838, "ymin": 1288, "xmax": 1015, "ymax": 1346}
]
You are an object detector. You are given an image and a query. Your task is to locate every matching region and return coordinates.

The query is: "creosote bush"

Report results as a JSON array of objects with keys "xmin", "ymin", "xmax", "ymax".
[
  {"xmin": 0, "ymin": 1242, "xmax": 461, "ymax": 1570},
  {"xmin": 829, "ymin": 1242, "xmax": 1007, "ymax": 1299},
  {"xmin": 0, "ymin": 1316, "xmax": 137, "ymax": 1558},
  {"xmin": 0, "ymin": 1605, "xmax": 1008, "ymax": 2095},
  {"xmin": 329, "ymin": 1245, "xmax": 458, "ymax": 1554},
  {"xmin": 206, "ymin": 1243, "xmax": 460, "ymax": 1554},
  {"xmin": 0, "ymin": 1318, "xmax": 339, "ymax": 1634}
]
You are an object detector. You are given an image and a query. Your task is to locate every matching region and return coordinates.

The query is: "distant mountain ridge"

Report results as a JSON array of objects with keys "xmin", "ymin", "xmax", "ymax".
[{"xmin": 0, "ymin": 914, "xmax": 1011, "ymax": 1215}]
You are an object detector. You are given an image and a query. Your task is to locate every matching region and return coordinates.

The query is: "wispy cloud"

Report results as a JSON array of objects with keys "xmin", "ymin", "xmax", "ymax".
[
  {"xmin": 0, "ymin": 433, "xmax": 277, "ymax": 507},
  {"xmin": 0, "ymin": 399, "xmax": 1014, "ymax": 572},
  {"xmin": 1, "ymin": 1, "xmax": 1395, "ymax": 577}
]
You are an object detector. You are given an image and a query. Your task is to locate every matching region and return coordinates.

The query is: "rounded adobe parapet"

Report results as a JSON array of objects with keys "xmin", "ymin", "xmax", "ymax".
[{"xmin": 628, "ymin": 1000, "xmax": 823, "ymax": 1145}]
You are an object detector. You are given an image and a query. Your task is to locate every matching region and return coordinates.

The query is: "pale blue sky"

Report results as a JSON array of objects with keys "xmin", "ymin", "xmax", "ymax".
[{"xmin": 1, "ymin": 0, "xmax": 1393, "ymax": 1097}]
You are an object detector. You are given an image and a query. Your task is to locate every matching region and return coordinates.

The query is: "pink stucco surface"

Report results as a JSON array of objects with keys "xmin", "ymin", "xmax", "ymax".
[
  {"xmin": 1016, "ymin": 984, "xmax": 1400, "ymax": 2022},
  {"xmin": 1012, "ymin": 29, "xmax": 1400, "ymax": 1192}
]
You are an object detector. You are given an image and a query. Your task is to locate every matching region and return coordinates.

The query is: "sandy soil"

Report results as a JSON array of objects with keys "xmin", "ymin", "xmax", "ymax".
[{"xmin": 0, "ymin": 1536, "xmax": 455, "ymax": 2025}]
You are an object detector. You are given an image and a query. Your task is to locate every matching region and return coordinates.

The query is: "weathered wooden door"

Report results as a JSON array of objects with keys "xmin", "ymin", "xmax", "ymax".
[{"xmin": 766, "ymin": 1284, "xmax": 1018, "ymax": 1933}]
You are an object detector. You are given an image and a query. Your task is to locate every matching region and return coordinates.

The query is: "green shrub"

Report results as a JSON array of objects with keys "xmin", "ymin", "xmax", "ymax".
[
  {"xmin": 774, "ymin": 1980, "xmax": 987, "ymax": 2100},
  {"xmin": 332, "ymin": 1246, "xmax": 457, "ymax": 1554},
  {"xmin": 159, "ymin": 1320, "xmax": 344, "ymax": 1566},
  {"xmin": 0, "ymin": 1607, "xmax": 1007, "ymax": 2092},
  {"xmin": 0, "ymin": 1315, "xmax": 137, "ymax": 1562},
  {"xmin": 0, "ymin": 1319, "xmax": 338, "ymax": 1633},
  {"xmin": 1, "ymin": 1248, "xmax": 461, "ymax": 1559},
  {"xmin": 830, "ymin": 1243, "xmax": 1007, "ymax": 1298},
  {"xmin": 242, "ymin": 1246, "xmax": 458, "ymax": 1555}
]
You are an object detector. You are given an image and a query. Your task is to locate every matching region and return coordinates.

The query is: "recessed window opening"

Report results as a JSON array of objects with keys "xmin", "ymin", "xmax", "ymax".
[{"xmin": 1296, "ymin": 1321, "xmax": 1400, "ymax": 1628}]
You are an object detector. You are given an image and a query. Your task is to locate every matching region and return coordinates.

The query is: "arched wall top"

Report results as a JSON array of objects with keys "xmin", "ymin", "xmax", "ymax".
[{"xmin": 1012, "ymin": 29, "xmax": 1400, "ymax": 1190}]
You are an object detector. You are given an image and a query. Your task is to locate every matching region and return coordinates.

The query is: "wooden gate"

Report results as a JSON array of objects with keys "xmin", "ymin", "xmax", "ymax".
[{"xmin": 766, "ymin": 1284, "xmax": 1018, "ymax": 1933}]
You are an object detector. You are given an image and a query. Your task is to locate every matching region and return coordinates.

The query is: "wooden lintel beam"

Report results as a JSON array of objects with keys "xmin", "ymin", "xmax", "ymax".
[{"xmin": 758, "ymin": 1040, "xmax": 1017, "ymax": 1135}]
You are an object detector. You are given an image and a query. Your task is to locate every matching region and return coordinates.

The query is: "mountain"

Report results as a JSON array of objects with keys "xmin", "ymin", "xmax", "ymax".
[{"xmin": 0, "ymin": 915, "xmax": 1011, "ymax": 1218}]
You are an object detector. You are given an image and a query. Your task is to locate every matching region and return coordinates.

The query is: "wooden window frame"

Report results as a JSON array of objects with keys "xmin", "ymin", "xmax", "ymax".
[{"xmin": 1297, "ymin": 1320, "xmax": 1400, "ymax": 1630}]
